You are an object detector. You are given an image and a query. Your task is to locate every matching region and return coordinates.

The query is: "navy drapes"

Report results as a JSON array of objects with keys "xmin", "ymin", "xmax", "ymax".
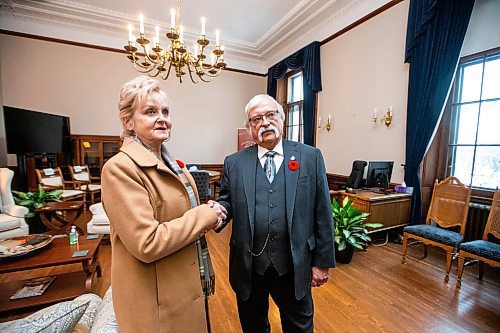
[
  {"xmin": 404, "ymin": 0, "xmax": 475, "ymax": 225},
  {"xmin": 267, "ymin": 41, "xmax": 322, "ymax": 146}
]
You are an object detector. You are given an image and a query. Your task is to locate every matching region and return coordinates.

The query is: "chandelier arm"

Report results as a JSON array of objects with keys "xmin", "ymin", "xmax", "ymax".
[
  {"xmin": 132, "ymin": 60, "xmax": 157, "ymax": 74},
  {"xmin": 187, "ymin": 64, "xmax": 200, "ymax": 84}
]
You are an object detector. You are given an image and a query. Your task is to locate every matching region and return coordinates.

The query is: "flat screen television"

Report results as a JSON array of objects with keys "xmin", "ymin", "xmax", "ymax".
[
  {"xmin": 3, "ymin": 106, "xmax": 71, "ymax": 154},
  {"xmin": 365, "ymin": 161, "xmax": 394, "ymax": 189}
]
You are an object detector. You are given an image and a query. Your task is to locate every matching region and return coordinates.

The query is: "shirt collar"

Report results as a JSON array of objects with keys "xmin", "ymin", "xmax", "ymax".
[{"xmin": 257, "ymin": 138, "xmax": 283, "ymax": 159}]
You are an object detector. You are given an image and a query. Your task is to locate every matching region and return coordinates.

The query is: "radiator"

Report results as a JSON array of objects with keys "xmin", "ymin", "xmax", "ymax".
[{"xmin": 464, "ymin": 203, "xmax": 491, "ymax": 241}]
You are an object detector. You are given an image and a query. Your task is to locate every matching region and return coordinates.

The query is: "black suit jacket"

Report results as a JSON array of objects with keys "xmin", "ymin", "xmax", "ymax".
[{"xmin": 217, "ymin": 139, "xmax": 335, "ymax": 300}]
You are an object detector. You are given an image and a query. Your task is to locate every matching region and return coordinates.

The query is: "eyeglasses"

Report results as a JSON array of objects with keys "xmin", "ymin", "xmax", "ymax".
[{"xmin": 248, "ymin": 110, "xmax": 279, "ymax": 126}]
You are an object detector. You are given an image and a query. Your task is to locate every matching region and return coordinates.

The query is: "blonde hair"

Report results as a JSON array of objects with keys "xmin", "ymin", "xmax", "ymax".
[
  {"xmin": 117, "ymin": 76, "xmax": 170, "ymax": 137},
  {"xmin": 244, "ymin": 94, "xmax": 285, "ymax": 128}
]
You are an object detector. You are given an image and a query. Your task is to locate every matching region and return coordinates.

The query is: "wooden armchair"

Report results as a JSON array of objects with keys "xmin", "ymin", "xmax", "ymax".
[
  {"xmin": 69, "ymin": 165, "xmax": 101, "ymax": 204},
  {"xmin": 402, "ymin": 176, "xmax": 471, "ymax": 282},
  {"xmin": 35, "ymin": 167, "xmax": 86, "ymax": 205},
  {"xmin": 456, "ymin": 190, "xmax": 500, "ymax": 287}
]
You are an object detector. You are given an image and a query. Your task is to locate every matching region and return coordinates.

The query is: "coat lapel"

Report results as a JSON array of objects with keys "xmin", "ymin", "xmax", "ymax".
[
  {"xmin": 284, "ymin": 140, "xmax": 300, "ymax": 234},
  {"xmin": 241, "ymin": 145, "xmax": 258, "ymax": 238}
]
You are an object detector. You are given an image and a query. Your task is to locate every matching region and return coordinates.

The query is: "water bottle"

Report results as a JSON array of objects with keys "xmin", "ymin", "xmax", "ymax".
[{"xmin": 69, "ymin": 226, "xmax": 78, "ymax": 245}]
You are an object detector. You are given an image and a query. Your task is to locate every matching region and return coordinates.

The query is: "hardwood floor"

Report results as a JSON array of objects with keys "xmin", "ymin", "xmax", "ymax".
[{"xmin": 1, "ymin": 212, "xmax": 499, "ymax": 332}]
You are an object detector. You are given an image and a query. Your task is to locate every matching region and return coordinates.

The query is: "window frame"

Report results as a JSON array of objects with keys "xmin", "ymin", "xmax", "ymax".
[
  {"xmin": 283, "ymin": 70, "xmax": 304, "ymax": 143},
  {"xmin": 446, "ymin": 48, "xmax": 500, "ymax": 191}
]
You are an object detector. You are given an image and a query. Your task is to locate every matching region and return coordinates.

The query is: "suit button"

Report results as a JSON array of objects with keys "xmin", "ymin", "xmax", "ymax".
[
  {"xmin": 269, "ymin": 190, "xmax": 274, "ymax": 194},
  {"xmin": 270, "ymin": 204, "xmax": 275, "ymax": 209},
  {"xmin": 270, "ymin": 236, "xmax": 275, "ymax": 241}
]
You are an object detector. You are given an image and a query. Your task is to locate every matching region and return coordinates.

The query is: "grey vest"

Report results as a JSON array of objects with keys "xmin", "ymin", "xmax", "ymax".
[{"xmin": 253, "ymin": 161, "xmax": 292, "ymax": 275}]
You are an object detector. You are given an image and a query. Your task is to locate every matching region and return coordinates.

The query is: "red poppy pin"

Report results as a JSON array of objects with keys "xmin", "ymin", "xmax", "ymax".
[
  {"xmin": 176, "ymin": 160, "xmax": 185, "ymax": 168},
  {"xmin": 288, "ymin": 156, "xmax": 299, "ymax": 171}
]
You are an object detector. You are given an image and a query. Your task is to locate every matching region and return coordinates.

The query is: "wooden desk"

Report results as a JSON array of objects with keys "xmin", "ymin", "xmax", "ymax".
[
  {"xmin": 339, "ymin": 190, "xmax": 412, "ymax": 233},
  {"xmin": 0, "ymin": 235, "xmax": 103, "ymax": 313}
]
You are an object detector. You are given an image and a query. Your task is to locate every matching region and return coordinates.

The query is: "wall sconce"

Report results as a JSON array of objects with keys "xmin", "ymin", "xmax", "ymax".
[
  {"xmin": 373, "ymin": 107, "xmax": 393, "ymax": 127},
  {"xmin": 318, "ymin": 115, "xmax": 332, "ymax": 131},
  {"xmin": 82, "ymin": 141, "xmax": 91, "ymax": 149}
]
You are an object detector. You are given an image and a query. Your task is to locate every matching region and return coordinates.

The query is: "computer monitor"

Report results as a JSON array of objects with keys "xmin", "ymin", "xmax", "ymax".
[{"xmin": 365, "ymin": 161, "xmax": 394, "ymax": 189}]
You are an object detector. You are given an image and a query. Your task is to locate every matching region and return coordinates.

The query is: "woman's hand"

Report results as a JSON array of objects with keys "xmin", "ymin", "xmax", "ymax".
[{"xmin": 207, "ymin": 200, "xmax": 227, "ymax": 230}]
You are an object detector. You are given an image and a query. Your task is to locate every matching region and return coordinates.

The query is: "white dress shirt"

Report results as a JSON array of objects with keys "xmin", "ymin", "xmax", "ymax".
[{"xmin": 257, "ymin": 139, "xmax": 284, "ymax": 172}]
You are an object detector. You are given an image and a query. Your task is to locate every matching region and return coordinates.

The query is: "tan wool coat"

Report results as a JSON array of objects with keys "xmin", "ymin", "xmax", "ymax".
[{"xmin": 101, "ymin": 138, "xmax": 217, "ymax": 333}]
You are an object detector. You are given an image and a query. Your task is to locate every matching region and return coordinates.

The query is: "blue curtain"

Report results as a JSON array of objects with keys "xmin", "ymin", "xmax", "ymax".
[
  {"xmin": 404, "ymin": 0, "xmax": 475, "ymax": 225},
  {"xmin": 267, "ymin": 41, "xmax": 322, "ymax": 146}
]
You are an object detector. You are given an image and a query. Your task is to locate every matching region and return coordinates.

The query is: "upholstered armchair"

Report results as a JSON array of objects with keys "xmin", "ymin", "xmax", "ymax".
[
  {"xmin": 0, "ymin": 168, "xmax": 29, "ymax": 240},
  {"xmin": 69, "ymin": 165, "xmax": 101, "ymax": 205},
  {"xmin": 35, "ymin": 167, "xmax": 86, "ymax": 206},
  {"xmin": 402, "ymin": 176, "xmax": 471, "ymax": 283},
  {"xmin": 456, "ymin": 190, "xmax": 500, "ymax": 287},
  {"xmin": 189, "ymin": 171, "xmax": 210, "ymax": 203}
]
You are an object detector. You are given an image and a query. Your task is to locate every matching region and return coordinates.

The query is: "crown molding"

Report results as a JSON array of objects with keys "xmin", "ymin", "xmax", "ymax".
[{"xmin": 0, "ymin": 0, "xmax": 393, "ymax": 74}]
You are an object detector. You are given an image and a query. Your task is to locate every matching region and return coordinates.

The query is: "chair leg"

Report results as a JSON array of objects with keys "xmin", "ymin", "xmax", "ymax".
[
  {"xmin": 456, "ymin": 256, "xmax": 465, "ymax": 288},
  {"xmin": 478, "ymin": 261, "xmax": 484, "ymax": 280},
  {"xmin": 402, "ymin": 234, "xmax": 408, "ymax": 264},
  {"xmin": 423, "ymin": 244, "xmax": 428, "ymax": 258},
  {"xmin": 444, "ymin": 252, "xmax": 453, "ymax": 283}
]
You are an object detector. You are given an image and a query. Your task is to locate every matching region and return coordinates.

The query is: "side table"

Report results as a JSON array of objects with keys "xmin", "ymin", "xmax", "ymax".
[{"xmin": 35, "ymin": 201, "xmax": 84, "ymax": 235}]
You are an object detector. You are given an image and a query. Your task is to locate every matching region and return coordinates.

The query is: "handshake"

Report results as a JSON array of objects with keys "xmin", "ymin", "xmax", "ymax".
[{"xmin": 207, "ymin": 200, "xmax": 227, "ymax": 231}]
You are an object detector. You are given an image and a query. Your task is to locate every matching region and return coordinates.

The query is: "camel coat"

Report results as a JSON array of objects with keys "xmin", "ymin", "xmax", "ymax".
[{"xmin": 101, "ymin": 138, "xmax": 217, "ymax": 333}]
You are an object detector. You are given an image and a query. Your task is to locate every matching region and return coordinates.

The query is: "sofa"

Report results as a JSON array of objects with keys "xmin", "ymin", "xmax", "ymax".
[
  {"xmin": 0, "ymin": 287, "xmax": 118, "ymax": 333},
  {"xmin": 87, "ymin": 203, "xmax": 110, "ymax": 235},
  {"xmin": 0, "ymin": 168, "xmax": 29, "ymax": 240}
]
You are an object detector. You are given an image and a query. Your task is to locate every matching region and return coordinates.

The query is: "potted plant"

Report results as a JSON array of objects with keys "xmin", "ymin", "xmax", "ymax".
[
  {"xmin": 332, "ymin": 196, "xmax": 383, "ymax": 264},
  {"xmin": 12, "ymin": 185, "xmax": 62, "ymax": 233}
]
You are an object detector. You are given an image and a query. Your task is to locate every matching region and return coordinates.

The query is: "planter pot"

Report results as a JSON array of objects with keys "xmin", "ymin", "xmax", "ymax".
[
  {"xmin": 27, "ymin": 215, "xmax": 48, "ymax": 234},
  {"xmin": 335, "ymin": 245, "xmax": 355, "ymax": 264}
]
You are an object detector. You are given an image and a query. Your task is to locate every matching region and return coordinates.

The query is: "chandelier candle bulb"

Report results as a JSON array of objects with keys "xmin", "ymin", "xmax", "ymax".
[
  {"xmin": 211, "ymin": 53, "xmax": 215, "ymax": 66},
  {"xmin": 201, "ymin": 17, "xmax": 206, "ymax": 35},
  {"xmin": 155, "ymin": 26, "xmax": 160, "ymax": 44},
  {"xmin": 128, "ymin": 24, "xmax": 133, "ymax": 42},
  {"xmin": 179, "ymin": 25, "xmax": 184, "ymax": 43},
  {"xmin": 139, "ymin": 14, "xmax": 144, "ymax": 34},
  {"xmin": 170, "ymin": 9, "xmax": 175, "ymax": 29}
]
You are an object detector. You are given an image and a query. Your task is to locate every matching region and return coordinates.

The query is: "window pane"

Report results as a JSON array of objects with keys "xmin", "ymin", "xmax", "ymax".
[
  {"xmin": 471, "ymin": 146, "xmax": 500, "ymax": 189},
  {"xmin": 477, "ymin": 100, "xmax": 500, "ymax": 144},
  {"xmin": 292, "ymin": 75, "xmax": 302, "ymax": 102},
  {"xmin": 449, "ymin": 146, "xmax": 474, "ymax": 186},
  {"xmin": 453, "ymin": 103, "xmax": 479, "ymax": 144},
  {"xmin": 482, "ymin": 54, "xmax": 500, "ymax": 100},
  {"xmin": 459, "ymin": 61, "xmax": 483, "ymax": 103},
  {"xmin": 290, "ymin": 125, "xmax": 299, "ymax": 142}
]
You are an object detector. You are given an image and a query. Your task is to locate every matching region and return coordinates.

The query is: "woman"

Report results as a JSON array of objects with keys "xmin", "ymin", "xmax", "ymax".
[{"xmin": 101, "ymin": 76, "xmax": 226, "ymax": 332}]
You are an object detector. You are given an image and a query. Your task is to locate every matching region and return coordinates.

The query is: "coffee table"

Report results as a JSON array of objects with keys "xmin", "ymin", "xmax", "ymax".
[
  {"xmin": 0, "ymin": 234, "xmax": 103, "ymax": 313},
  {"xmin": 35, "ymin": 201, "xmax": 84, "ymax": 235}
]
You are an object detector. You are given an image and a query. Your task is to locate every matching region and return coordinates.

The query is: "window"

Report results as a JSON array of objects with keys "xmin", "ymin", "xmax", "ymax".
[
  {"xmin": 448, "ymin": 51, "xmax": 500, "ymax": 190},
  {"xmin": 285, "ymin": 72, "xmax": 304, "ymax": 143}
]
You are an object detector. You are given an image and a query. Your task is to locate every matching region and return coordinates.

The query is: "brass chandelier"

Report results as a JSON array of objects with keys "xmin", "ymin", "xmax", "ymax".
[{"xmin": 124, "ymin": 0, "xmax": 226, "ymax": 83}]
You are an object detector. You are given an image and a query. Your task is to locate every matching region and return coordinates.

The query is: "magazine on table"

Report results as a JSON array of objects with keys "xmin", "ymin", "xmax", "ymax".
[{"xmin": 10, "ymin": 276, "xmax": 56, "ymax": 300}]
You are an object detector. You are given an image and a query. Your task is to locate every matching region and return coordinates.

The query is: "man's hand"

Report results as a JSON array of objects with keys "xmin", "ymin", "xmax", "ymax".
[
  {"xmin": 207, "ymin": 200, "xmax": 227, "ymax": 230},
  {"xmin": 311, "ymin": 267, "xmax": 329, "ymax": 287}
]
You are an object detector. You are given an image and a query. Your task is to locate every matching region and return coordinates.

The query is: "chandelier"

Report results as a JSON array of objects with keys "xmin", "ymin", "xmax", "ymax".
[{"xmin": 124, "ymin": 0, "xmax": 226, "ymax": 84}]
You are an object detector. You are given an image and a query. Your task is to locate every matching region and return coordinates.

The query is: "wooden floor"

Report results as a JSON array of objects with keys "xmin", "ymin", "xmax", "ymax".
[{"xmin": 1, "ymin": 212, "xmax": 499, "ymax": 332}]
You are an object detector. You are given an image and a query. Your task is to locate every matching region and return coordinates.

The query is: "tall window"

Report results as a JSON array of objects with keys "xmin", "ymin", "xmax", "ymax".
[
  {"xmin": 285, "ymin": 72, "xmax": 304, "ymax": 143},
  {"xmin": 448, "ymin": 51, "xmax": 500, "ymax": 189}
]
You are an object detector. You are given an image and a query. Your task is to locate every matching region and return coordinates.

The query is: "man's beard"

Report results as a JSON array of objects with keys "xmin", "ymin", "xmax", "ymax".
[{"xmin": 258, "ymin": 124, "xmax": 280, "ymax": 142}]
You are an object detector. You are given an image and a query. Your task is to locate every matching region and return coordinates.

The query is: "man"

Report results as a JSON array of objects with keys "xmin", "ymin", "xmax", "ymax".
[{"xmin": 214, "ymin": 94, "xmax": 335, "ymax": 332}]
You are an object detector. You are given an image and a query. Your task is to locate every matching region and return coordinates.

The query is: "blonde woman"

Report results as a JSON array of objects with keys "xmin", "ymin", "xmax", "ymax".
[{"xmin": 101, "ymin": 76, "xmax": 226, "ymax": 332}]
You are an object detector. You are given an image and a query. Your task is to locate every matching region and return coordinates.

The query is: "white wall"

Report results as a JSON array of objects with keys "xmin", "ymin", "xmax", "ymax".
[
  {"xmin": 462, "ymin": 0, "xmax": 500, "ymax": 57},
  {"xmin": 0, "ymin": 35, "xmax": 266, "ymax": 164},
  {"xmin": 316, "ymin": 1, "xmax": 409, "ymax": 183}
]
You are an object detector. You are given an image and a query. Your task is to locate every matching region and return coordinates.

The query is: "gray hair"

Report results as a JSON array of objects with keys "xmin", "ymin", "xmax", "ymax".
[
  {"xmin": 117, "ymin": 76, "xmax": 171, "ymax": 136},
  {"xmin": 244, "ymin": 94, "xmax": 285, "ymax": 128}
]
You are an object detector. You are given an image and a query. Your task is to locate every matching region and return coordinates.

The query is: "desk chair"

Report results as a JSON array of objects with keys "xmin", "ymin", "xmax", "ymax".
[
  {"xmin": 69, "ymin": 165, "xmax": 101, "ymax": 205},
  {"xmin": 35, "ymin": 167, "xmax": 86, "ymax": 208},
  {"xmin": 190, "ymin": 171, "xmax": 210, "ymax": 203},
  {"xmin": 456, "ymin": 190, "xmax": 500, "ymax": 287},
  {"xmin": 402, "ymin": 176, "xmax": 471, "ymax": 283}
]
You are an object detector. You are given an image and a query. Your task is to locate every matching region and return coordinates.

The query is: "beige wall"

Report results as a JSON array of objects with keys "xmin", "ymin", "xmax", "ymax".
[
  {"xmin": 0, "ymin": 35, "xmax": 265, "ymax": 164},
  {"xmin": 317, "ymin": 1, "xmax": 409, "ymax": 183}
]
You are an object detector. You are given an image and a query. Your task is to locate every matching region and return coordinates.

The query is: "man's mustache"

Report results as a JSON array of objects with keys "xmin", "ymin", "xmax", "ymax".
[{"xmin": 258, "ymin": 125, "xmax": 280, "ymax": 142}]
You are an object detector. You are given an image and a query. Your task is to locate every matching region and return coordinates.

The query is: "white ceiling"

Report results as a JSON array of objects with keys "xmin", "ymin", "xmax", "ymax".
[{"xmin": 0, "ymin": 0, "xmax": 391, "ymax": 73}]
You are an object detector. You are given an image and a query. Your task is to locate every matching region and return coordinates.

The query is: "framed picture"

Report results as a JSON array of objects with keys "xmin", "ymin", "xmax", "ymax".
[{"xmin": 237, "ymin": 128, "xmax": 255, "ymax": 151}]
